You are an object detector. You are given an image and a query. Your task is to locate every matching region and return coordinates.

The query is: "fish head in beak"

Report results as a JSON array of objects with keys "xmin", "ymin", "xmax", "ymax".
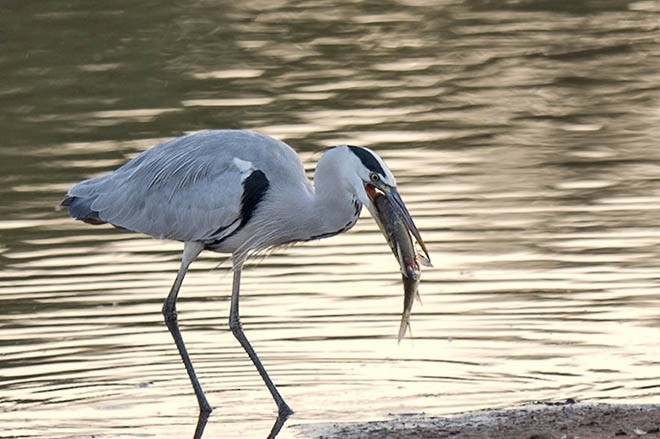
[{"xmin": 365, "ymin": 181, "xmax": 431, "ymax": 265}]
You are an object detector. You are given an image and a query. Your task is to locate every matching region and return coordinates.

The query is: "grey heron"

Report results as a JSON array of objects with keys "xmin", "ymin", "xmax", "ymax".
[{"xmin": 61, "ymin": 130, "xmax": 430, "ymax": 438}]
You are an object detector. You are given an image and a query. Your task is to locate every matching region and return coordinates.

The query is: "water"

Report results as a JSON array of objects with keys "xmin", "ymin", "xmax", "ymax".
[{"xmin": 1, "ymin": 0, "xmax": 659, "ymax": 437}]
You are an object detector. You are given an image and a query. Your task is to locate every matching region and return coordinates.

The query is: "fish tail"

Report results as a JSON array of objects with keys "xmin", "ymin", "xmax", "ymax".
[{"xmin": 397, "ymin": 310, "xmax": 411, "ymax": 343}]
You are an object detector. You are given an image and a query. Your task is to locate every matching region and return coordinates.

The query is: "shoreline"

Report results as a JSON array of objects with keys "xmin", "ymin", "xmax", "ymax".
[{"xmin": 296, "ymin": 401, "xmax": 660, "ymax": 438}]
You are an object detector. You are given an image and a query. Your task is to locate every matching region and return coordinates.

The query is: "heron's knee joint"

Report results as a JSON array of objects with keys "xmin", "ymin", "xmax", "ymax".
[
  {"xmin": 229, "ymin": 315, "xmax": 242, "ymax": 334},
  {"xmin": 162, "ymin": 303, "xmax": 177, "ymax": 322},
  {"xmin": 200, "ymin": 401, "xmax": 213, "ymax": 415},
  {"xmin": 279, "ymin": 403, "xmax": 294, "ymax": 418}
]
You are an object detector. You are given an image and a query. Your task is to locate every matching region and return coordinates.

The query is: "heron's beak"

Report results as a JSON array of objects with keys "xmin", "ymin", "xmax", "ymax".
[{"xmin": 367, "ymin": 184, "xmax": 431, "ymax": 265}]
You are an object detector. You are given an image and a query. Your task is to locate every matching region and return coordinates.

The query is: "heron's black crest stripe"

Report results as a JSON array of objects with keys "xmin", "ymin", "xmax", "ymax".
[
  {"xmin": 239, "ymin": 169, "xmax": 269, "ymax": 228},
  {"xmin": 347, "ymin": 146, "xmax": 385, "ymax": 176}
]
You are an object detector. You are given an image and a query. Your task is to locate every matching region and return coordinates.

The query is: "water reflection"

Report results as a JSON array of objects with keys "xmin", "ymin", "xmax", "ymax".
[{"xmin": 1, "ymin": 0, "xmax": 660, "ymax": 437}]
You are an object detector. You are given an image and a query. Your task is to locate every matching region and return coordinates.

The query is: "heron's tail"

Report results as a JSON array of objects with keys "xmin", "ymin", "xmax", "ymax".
[{"xmin": 60, "ymin": 195, "xmax": 106, "ymax": 225}]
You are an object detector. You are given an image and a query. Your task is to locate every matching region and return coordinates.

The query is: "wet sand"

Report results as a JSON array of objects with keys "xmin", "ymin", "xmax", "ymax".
[{"xmin": 297, "ymin": 402, "xmax": 660, "ymax": 438}]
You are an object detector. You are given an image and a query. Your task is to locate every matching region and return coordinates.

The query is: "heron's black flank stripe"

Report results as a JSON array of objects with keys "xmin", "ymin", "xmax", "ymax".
[
  {"xmin": 348, "ymin": 146, "xmax": 385, "ymax": 176},
  {"xmin": 204, "ymin": 170, "xmax": 269, "ymax": 250},
  {"xmin": 239, "ymin": 169, "xmax": 269, "ymax": 228}
]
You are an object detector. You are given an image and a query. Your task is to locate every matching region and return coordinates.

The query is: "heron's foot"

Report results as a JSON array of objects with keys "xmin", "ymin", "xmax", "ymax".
[
  {"xmin": 267, "ymin": 402, "xmax": 294, "ymax": 439},
  {"xmin": 193, "ymin": 407, "xmax": 211, "ymax": 439}
]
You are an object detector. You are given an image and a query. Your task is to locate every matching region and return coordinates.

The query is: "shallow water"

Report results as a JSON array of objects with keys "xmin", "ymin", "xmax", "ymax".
[{"xmin": 1, "ymin": 1, "xmax": 660, "ymax": 438}]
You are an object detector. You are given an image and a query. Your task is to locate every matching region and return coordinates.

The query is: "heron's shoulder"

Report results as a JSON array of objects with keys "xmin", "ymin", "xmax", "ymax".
[
  {"xmin": 149, "ymin": 130, "xmax": 298, "ymax": 164},
  {"xmin": 199, "ymin": 130, "xmax": 307, "ymax": 181}
]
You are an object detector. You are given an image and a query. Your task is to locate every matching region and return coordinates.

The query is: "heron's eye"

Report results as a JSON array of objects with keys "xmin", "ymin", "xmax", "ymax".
[{"xmin": 370, "ymin": 172, "xmax": 381, "ymax": 183}]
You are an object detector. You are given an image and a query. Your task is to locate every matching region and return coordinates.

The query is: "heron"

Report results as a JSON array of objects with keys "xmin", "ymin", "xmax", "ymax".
[{"xmin": 61, "ymin": 129, "xmax": 430, "ymax": 438}]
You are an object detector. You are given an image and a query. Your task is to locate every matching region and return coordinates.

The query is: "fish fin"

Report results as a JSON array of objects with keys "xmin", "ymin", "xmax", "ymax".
[
  {"xmin": 418, "ymin": 250, "xmax": 433, "ymax": 267},
  {"xmin": 415, "ymin": 291, "xmax": 422, "ymax": 304}
]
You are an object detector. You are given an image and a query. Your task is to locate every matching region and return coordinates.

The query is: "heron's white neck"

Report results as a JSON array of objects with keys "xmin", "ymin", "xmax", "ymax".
[
  {"xmin": 249, "ymin": 147, "xmax": 362, "ymax": 249},
  {"xmin": 299, "ymin": 147, "xmax": 363, "ymax": 241}
]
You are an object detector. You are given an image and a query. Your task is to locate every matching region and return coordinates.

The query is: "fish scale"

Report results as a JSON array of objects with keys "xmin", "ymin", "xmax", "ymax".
[{"xmin": 374, "ymin": 194, "xmax": 422, "ymax": 342}]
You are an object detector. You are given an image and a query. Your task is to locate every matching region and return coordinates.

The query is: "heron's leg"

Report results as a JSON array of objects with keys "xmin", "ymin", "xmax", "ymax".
[
  {"xmin": 228, "ymin": 260, "xmax": 294, "ymax": 438},
  {"xmin": 161, "ymin": 243, "xmax": 212, "ymax": 425}
]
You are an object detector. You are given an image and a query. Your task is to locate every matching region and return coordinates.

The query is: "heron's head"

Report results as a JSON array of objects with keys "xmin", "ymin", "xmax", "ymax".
[{"xmin": 338, "ymin": 145, "xmax": 430, "ymax": 262}]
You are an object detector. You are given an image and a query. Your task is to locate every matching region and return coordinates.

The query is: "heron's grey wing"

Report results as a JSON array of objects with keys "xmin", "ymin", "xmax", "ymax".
[{"xmin": 67, "ymin": 134, "xmax": 248, "ymax": 242}]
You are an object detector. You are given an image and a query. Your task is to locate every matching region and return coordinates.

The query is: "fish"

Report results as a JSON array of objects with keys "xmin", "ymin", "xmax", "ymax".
[{"xmin": 374, "ymin": 193, "xmax": 428, "ymax": 342}]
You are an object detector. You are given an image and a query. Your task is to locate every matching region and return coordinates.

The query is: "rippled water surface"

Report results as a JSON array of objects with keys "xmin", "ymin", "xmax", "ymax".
[{"xmin": 2, "ymin": 1, "xmax": 660, "ymax": 438}]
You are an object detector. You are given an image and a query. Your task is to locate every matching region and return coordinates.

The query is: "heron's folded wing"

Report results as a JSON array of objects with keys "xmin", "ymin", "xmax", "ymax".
[{"xmin": 68, "ymin": 137, "xmax": 246, "ymax": 242}]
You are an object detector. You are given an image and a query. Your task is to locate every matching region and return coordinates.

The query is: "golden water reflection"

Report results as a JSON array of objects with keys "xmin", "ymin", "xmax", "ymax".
[
  {"xmin": 1, "ymin": 0, "xmax": 660, "ymax": 438},
  {"xmin": 3, "ymin": 140, "xmax": 659, "ymax": 436}
]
